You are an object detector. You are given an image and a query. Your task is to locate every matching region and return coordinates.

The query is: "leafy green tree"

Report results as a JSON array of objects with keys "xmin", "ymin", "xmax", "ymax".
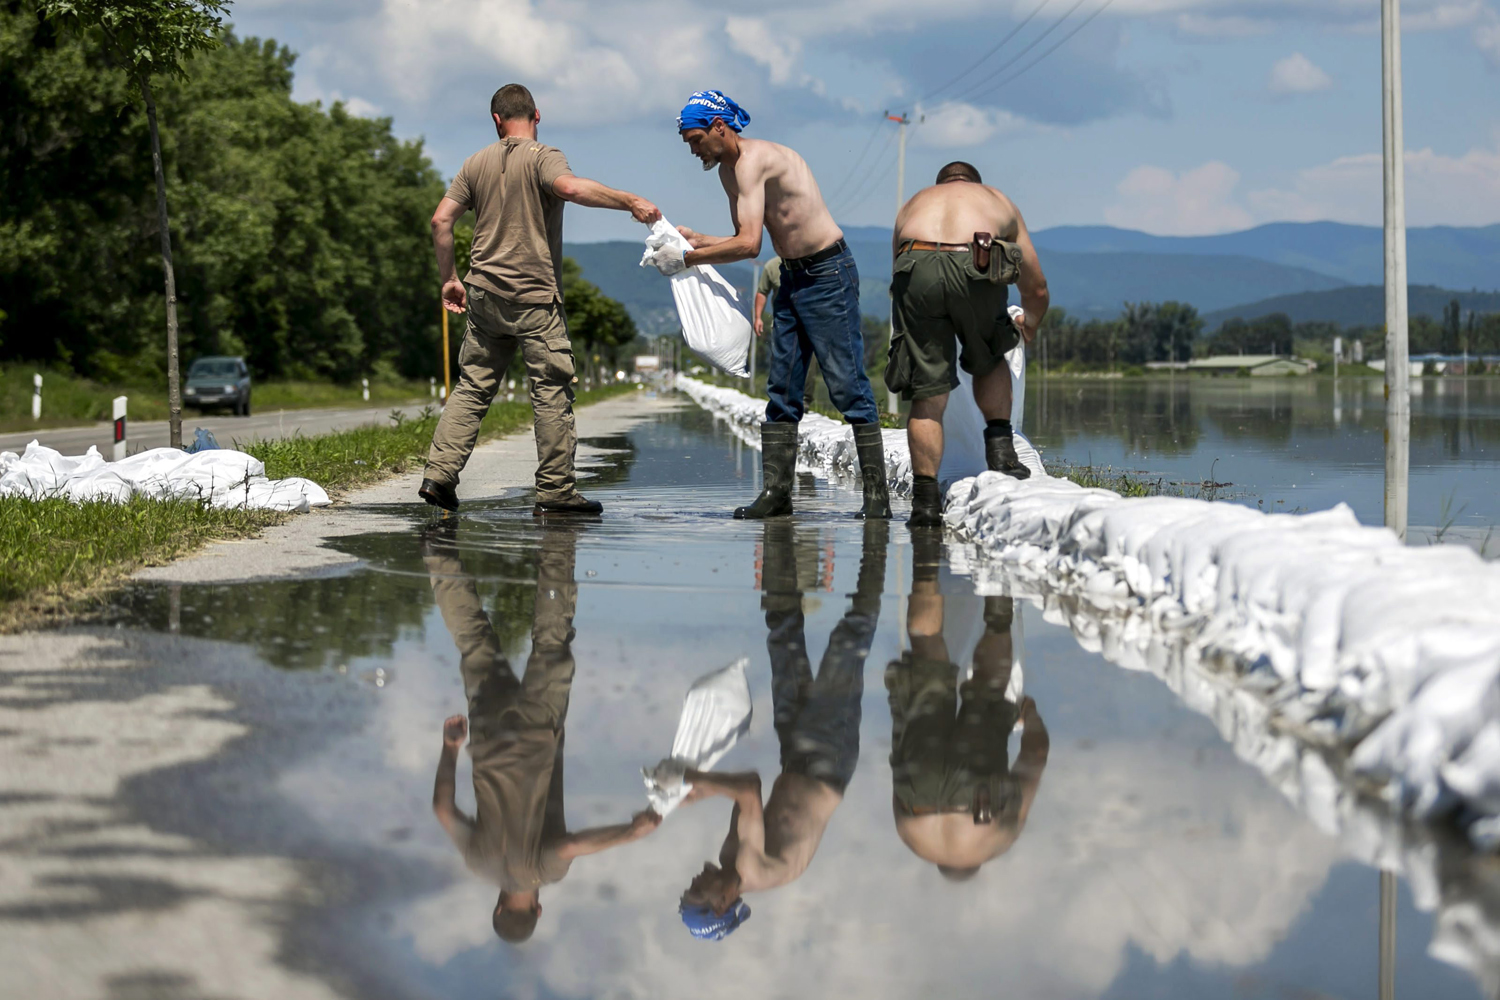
[
  {"xmin": 561, "ymin": 257, "xmax": 637, "ymax": 378},
  {"xmin": 38, "ymin": 0, "xmax": 231, "ymax": 447}
]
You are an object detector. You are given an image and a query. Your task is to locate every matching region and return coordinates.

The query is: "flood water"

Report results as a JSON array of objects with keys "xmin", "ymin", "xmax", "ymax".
[
  {"xmin": 113, "ymin": 398, "xmax": 1499, "ymax": 998},
  {"xmin": 1029, "ymin": 377, "xmax": 1500, "ymax": 536}
]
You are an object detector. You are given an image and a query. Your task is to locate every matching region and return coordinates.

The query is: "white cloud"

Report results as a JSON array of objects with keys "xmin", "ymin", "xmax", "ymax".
[
  {"xmin": 1478, "ymin": 11, "xmax": 1500, "ymax": 68},
  {"xmin": 1248, "ymin": 141, "xmax": 1500, "ymax": 225},
  {"xmin": 1268, "ymin": 52, "xmax": 1333, "ymax": 95},
  {"xmin": 1105, "ymin": 161, "xmax": 1255, "ymax": 235},
  {"xmin": 913, "ymin": 101, "xmax": 1026, "ymax": 149}
]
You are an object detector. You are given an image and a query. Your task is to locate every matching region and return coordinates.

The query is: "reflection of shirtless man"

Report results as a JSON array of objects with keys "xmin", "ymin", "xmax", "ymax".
[
  {"xmin": 674, "ymin": 520, "xmax": 885, "ymax": 941},
  {"xmin": 890, "ymin": 161, "xmax": 1050, "ymax": 526},
  {"xmin": 886, "ymin": 534, "xmax": 1049, "ymax": 880},
  {"xmin": 651, "ymin": 90, "xmax": 888, "ymax": 521}
]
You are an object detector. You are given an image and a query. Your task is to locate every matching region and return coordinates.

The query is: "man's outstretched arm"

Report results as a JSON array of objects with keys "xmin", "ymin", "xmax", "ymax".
[
  {"xmin": 679, "ymin": 162, "xmax": 766, "ymax": 266},
  {"xmin": 551, "ymin": 175, "xmax": 661, "ymax": 224},
  {"xmin": 432, "ymin": 197, "xmax": 468, "ymax": 314},
  {"xmin": 556, "ymin": 810, "xmax": 662, "ymax": 860},
  {"xmin": 1009, "ymin": 205, "xmax": 1049, "ymax": 343}
]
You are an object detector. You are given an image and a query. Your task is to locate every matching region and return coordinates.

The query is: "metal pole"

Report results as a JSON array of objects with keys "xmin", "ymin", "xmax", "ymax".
[
  {"xmin": 1380, "ymin": 869, "xmax": 1397, "ymax": 1000},
  {"xmin": 750, "ymin": 262, "xmax": 760, "ymax": 386},
  {"xmin": 1382, "ymin": 0, "xmax": 1410, "ymax": 541},
  {"xmin": 887, "ymin": 112, "xmax": 909, "ymax": 417}
]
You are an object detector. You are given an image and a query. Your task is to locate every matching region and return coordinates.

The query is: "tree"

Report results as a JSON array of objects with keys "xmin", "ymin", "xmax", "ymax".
[
  {"xmin": 39, "ymin": 0, "xmax": 231, "ymax": 448},
  {"xmin": 561, "ymin": 258, "xmax": 637, "ymax": 378}
]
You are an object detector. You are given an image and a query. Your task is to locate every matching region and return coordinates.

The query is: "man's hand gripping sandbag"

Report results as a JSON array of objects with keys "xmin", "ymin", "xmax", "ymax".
[
  {"xmin": 642, "ymin": 658, "xmax": 753, "ymax": 817},
  {"xmin": 640, "ymin": 219, "xmax": 754, "ymax": 377}
]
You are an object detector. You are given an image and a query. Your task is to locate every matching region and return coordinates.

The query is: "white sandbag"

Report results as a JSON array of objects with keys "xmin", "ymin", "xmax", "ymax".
[
  {"xmin": 640, "ymin": 219, "xmax": 753, "ymax": 377},
  {"xmin": 938, "ymin": 305, "xmax": 1028, "ymax": 486},
  {"xmin": 643, "ymin": 657, "xmax": 753, "ymax": 817},
  {"xmin": 0, "ymin": 439, "xmax": 331, "ymax": 513}
]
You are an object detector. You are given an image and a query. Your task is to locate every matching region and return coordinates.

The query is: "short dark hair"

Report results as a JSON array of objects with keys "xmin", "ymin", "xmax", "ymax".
[
  {"xmin": 491, "ymin": 84, "xmax": 537, "ymax": 122},
  {"xmin": 493, "ymin": 906, "xmax": 539, "ymax": 943},
  {"xmin": 936, "ymin": 161, "xmax": 982, "ymax": 185},
  {"xmin": 937, "ymin": 864, "xmax": 981, "ymax": 882}
]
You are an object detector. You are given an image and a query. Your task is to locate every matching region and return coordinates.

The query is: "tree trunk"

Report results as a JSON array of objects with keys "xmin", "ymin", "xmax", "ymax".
[{"xmin": 141, "ymin": 75, "xmax": 182, "ymax": 448}]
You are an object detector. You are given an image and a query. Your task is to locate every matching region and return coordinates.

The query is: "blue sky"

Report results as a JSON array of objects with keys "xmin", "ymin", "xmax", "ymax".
[{"xmin": 229, "ymin": 0, "xmax": 1500, "ymax": 242}]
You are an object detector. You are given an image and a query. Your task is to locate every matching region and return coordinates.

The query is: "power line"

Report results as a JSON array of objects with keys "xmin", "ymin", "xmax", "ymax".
[
  {"xmin": 967, "ymin": 0, "xmax": 1116, "ymax": 102},
  {"xmin": 822, "ymin": 117, "xmax": 886, "ymax": 206},
  {"xmin": 828, "ymin": 128, "xmax": 898, "ymax": 217},
  {"xmin": 947, "ymin": 0, "xmax": 1090, "ymax": 105},
  {"xmin": 918, "ymin": 0, "xmax": 1052, "ymax": 105},
  {"xmin": 832, "ymin": 155, "xmax": 897, "ymax": 220}
]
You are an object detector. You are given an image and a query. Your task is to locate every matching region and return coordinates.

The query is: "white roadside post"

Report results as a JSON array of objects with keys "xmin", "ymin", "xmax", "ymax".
[
  {"xmin": 1380, "ymin": 1, "xmax": 1407, "ymax": 997},
  {"xmin": 429, "ymin": 377, "xmax": 436, "ymax": 398},
  {"xmin": 32, "ymin": 373, "xmax": 41, "ymax": 420},
  {"xmin": 112, "ymin": 396, "xmax": 128, "ymax": 461},
  {"xmin": 362, "ymin": 377, "xmax": 370, "ymax": 402}
]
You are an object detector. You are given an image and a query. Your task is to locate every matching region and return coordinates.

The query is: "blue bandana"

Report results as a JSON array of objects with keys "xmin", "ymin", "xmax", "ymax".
[
  {"xmin": 679, "ymin": 899, "xmax": 751, "ymax": 940},
  {"xmin": 677, "ymin": 91, "xmax": 751, "ymax": 133}
]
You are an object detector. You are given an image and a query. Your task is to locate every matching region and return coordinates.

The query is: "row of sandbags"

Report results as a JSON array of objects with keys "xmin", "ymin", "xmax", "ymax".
[{"xmin": 0, "ymin": 440, "xmax": 330, "ymax": 513}]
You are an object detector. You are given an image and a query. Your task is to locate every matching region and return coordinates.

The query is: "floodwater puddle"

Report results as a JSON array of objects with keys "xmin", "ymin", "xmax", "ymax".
[{"xmin": 99, "ymin": 402, "xmax": 1499, "ymax": 997}]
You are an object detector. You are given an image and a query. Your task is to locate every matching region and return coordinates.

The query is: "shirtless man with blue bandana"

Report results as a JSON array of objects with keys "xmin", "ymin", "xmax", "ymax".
[{"xmin": 653, "ymin": 90, "xmax": 890, "ymax": 522}]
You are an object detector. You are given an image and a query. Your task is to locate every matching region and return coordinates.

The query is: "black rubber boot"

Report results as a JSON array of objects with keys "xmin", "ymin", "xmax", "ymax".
[
  {"xmin": 906, "ymin": 476, "xmax": 943, "ymax": 528},
  {"xmin": 734, "ymin": 423, "xmax": 797, "ymax": 519},
  {"xmin": 984, "ymin": 425, "xmax": 1032, "ymax": 480},
  {"xmin": 853, "ymin": 423, "xmax": 893, "ymax": 520},
  {"xmin": 419, "ymin": 477, "xmax": 459, "ymax": 511},
  {"xmin": 533, "ymin": 494, "xmax": 604, "ymax": 516},
  {"xmin": 852, "ymin": 519, "xmax": 889, "ymax": 617}
]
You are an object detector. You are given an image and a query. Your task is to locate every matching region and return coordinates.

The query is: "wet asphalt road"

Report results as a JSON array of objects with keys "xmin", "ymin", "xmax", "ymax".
[{"xmin": 0, "ymin": 403, "xmax": 434, "ymax": 457}]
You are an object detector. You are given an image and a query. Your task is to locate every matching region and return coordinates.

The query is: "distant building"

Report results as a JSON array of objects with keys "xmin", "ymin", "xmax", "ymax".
[
  {"xmin": 1179, "ymin": 355, "xmax": 1317, "ymax": 376},
  {"xmin": 634, "ymin": 355, "xmax": 662, "ymax": 373}
]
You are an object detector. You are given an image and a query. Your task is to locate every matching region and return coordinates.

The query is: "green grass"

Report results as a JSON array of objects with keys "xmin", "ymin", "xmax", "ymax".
[
  {"xmin": 0, "ymin": 382, "xmax": 636, "ymax": 630},
  {"xmin": 0, "ymin": 365, "xmax": 434, "ymax": 432},
  {"xmin": 1047, "ymin": 462, "xmax": 1166, "ymax": 497}
]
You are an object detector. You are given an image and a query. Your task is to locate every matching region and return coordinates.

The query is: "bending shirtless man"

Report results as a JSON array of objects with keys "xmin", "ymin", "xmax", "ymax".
[
  {"xmin": 649, "ymin": 90, "xmax": 889, "ymax": 521},
  {"xmin": 889, "ymin": 161, "xmax": 1049, "ymax": 527}
]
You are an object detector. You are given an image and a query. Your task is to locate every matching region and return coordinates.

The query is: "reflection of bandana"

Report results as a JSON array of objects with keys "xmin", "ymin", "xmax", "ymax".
[
  {"xmin": 677, "ymin": 90, "xmax": 751, "ymax": 133},
  {"xmin": 679, "ymin": 899, "xmax": 751, "ymax": 940}
]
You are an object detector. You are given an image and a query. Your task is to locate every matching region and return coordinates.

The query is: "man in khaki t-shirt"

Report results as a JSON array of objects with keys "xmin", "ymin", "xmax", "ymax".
[
  {"xmin": 421, "ymin": 83, "xmax": 661, "ymax": 516},
  {"xmin": 426, "ymin": 523, "xmax": 662, "ymax": 944}
]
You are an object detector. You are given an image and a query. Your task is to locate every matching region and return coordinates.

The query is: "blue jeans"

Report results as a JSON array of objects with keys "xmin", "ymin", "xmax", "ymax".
[{"xmin": 766, "ymin": 247, "xmax": 879, "ymax": 425}]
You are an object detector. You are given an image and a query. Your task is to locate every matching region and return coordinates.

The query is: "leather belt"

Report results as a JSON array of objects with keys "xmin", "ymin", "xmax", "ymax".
[
  {"xmin": 897, "ymin": 239, "xmax": 970, "ymax": 255},
  {"xmin": 783, "ymin": 238, "xmax": 849, "ymax": 271}
]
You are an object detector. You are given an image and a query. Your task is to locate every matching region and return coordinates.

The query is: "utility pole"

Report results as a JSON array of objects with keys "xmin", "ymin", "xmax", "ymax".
[
  {"xmin": 1382, "ymin": 0, "xmax": 1410, "ymax": 543},
  {"xmin": 886, "ymin": 111, "xmax": 910, "ymax": 416},
  {"xmin": 750, "ymin": 261, "xmax": 760, "ymax": 385},
  {"xmin": 1380, "ymin": 3, "xmax": 1407, "ymax": 997}
]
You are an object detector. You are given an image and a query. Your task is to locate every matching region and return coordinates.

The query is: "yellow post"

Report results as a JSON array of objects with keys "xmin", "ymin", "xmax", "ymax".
[{"xmin": 441, "ymin": 305, "xmax": 451, "ymax": 400}]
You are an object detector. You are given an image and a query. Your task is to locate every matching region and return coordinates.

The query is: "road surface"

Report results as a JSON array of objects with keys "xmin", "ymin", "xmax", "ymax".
[{"xmin": 0, "ymin": 403, "xmax": 433, "ymax": 457}]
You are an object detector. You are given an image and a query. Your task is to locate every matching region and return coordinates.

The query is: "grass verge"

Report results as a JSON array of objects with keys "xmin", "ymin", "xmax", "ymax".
[{"xmin": 0, "ymin": 382, "xmax": 636, "ymax": 631}]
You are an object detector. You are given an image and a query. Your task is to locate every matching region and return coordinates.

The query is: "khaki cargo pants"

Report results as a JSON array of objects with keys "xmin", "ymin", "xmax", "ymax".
[{"xmin": 426, "ymin": 285, "xmax": 578, "ymax": 502}]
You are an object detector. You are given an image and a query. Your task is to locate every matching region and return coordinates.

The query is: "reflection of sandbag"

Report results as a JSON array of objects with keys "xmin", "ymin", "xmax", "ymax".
[
  {"xmin": 643, "ymin": 658, "xmax": 753, "ymax": 817},
  {"xmin": 640, "ymin": 219, "xmax": 753, "ymax": 377}
]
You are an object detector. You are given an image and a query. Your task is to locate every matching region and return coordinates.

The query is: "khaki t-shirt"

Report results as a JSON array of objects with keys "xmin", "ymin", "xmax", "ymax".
[
  {"xmin": 446, "ymin": 138, "xmax": 573, "ymax": 304},
  {"xmin": 757, "ymin": 255, "xmax": 783, "ymax": 300},
  {"xmin": 448, "ymin": 728, "xmax": 574, "ymax": 892}
]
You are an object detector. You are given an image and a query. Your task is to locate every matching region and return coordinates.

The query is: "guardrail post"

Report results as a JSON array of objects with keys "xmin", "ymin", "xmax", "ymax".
[
  {"xmin": 112, "ymin": 396, "xmax": 128, "ymax": 461},
  {"xmin": 32, "ymin": 373, "xmax": 41, "ymax": 420},
  {"xmin": 362, "ymin": 377, "xmax": 370, "ymax": 402}
]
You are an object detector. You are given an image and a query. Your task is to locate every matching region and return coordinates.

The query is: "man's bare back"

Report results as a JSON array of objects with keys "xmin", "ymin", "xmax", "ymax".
[
  {"xmin": 894, "ymin": 182, "xmax": 1019, "ymax": 251},
  {"xmin": 682, "ymin": 769, "xmax": 842, "ymax": 895},
  {"xmin": 720, "ymin": 138, "xmax": 843, "ymax": 260}
]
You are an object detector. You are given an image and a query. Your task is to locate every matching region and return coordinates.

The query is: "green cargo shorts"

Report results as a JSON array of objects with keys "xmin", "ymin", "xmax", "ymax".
[{"xmin": 886, "ymin": 249, "xmax": 1019, "ymax": 402}]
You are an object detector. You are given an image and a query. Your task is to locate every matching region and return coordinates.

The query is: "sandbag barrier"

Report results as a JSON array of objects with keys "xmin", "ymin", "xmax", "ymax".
[{"xmin": 676, "ymin": 375, "xmax": 1500, "ymax": 857}]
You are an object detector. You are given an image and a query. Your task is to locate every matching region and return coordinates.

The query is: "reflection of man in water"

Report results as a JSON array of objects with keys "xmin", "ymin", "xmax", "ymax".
[
  {"xmin": 886, "ymin": 534, "xmax": 1049, "ymax": 879},
  {"xmin": 677, "ymin": 521, "xmax": 886, "ymax": 939},
  {"xmin": 426, "ymin": 524, "xmax": 661, "ymax": 943}
]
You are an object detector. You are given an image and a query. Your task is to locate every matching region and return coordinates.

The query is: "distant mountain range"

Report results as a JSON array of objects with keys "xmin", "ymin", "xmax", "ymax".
[
  {"xmin": 1201, "ymin": 285, "xmax": 1500, "ymax": 329},
  {"xmin": 564, "ymin": 221, "xmax": 1500, "ymax": 335}
]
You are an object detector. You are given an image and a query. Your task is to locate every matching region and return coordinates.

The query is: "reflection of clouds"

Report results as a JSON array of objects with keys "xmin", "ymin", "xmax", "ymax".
[{"xmin": 282, "ymin": 600, "xmax": 1344, "ymax": 998}]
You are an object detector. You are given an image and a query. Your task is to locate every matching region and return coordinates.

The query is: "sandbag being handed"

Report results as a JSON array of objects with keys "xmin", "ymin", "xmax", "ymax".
[
  {"xmin": 640, "ymin": 219, "xmax": 754, "ymax": 377},
  {"xmin": 643, "ymin": 657, "xmax": 753, "ymax": 817}
]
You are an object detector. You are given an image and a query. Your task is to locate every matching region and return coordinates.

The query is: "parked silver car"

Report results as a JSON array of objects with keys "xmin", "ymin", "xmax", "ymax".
[{"xmin": 184, "ymin": 356, "xmax": 252, "ymax": 416}]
